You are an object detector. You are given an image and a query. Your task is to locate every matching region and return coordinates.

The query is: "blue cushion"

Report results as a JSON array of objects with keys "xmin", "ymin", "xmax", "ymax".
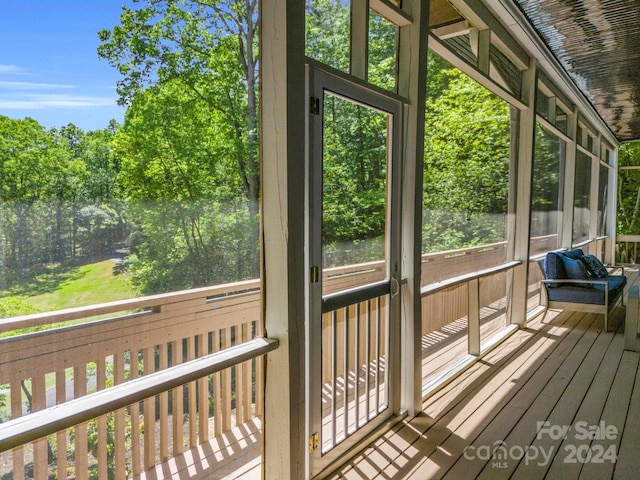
[
  {"xmin": 582, "ymin": 254, "xmax": 609, "ymax": 278},
  {"xmin": 562, "ymin": 249, "xmax": 585, "ymax": 260},
  {"xmin": 544, "ymin": 252, "xmax": 567, "ymax": 285},
  {"xmin": 547, "ymin": 275, "xmax": 627, "ymax": 305},
  {"xmin": 561, "ymin": 256, "xmax": 591, "ymax": 284}
]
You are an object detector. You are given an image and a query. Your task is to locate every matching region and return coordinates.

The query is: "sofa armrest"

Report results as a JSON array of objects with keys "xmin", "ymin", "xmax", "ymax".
[
  {"xmin": 541, "ymin": 278, "xmax": 608, "ymax": 289},
  {"xmin": 605, "ymin": 264, "xmax": 625, "ymax": 275}
]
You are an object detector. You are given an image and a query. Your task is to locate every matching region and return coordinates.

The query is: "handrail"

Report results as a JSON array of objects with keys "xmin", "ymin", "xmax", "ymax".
[
  {"xmin": 616, "ymin": 234, "xmax": 640, "ymax": 241},
  {"xmin": 322, "ymin": 280, "xmax": 390, "ymax": 313},
  {"xmin": 420, "ymin": 260, "xmax": 521, "ymax": 297},
  {"xmin": 0, "ymin": 337, "xmax": 278, "ymax": 453},
  {"xmin": 0, "ymin": 278, "xmax": 261, "ymax": 334},
  {"xmin": 572, "ymin": 238, "xmax": 594, "ymax": 248}
]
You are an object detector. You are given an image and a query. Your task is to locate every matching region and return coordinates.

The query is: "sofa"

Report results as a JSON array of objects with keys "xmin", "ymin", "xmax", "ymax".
[{"xmin": 539, "ymin": 249, "xmax": 627, "ymax": 331}]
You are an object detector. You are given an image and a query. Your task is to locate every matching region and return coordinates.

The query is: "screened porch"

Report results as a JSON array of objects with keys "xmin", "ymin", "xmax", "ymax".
[{"xmin": 3, "ymin": 0, "xmax": 640, "ymax": 479}]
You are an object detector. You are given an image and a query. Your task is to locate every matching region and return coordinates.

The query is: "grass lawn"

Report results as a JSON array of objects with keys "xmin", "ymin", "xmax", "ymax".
[{"xmin": 26, "ymin": 259, "xmax": 136, "ymax": 312}]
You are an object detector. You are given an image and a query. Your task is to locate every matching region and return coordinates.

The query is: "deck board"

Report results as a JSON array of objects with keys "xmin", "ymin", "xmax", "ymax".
[
  {"xmin": 139, "ymin": 304, "xmax": 640, "ymax": 479},
  {"xmin": 612, "ymin": 356, "xmax": 640, "ymax": 480},
  {"xmin": 328, "ymin": 305, "xmax": 640, "ymax": 480},
  {"xmin": 134, "ymin": 418, "xmax": 262, "ymax": 480}
]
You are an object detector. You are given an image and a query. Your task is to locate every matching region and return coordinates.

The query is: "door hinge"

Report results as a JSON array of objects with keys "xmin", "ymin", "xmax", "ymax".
[
  {"xmin": 309, "ymin": 432, "xmax": 319, "ymax": 452},
  {"xmin": 310, "ymin": 96, "xmax": 320, "ymax": 115},
  {"xmin": 310, "ymin": 266, "xmax": 319, "ymax": 284}
]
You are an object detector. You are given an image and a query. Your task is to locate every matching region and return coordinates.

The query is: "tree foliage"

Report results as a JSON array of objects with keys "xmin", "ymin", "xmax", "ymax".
[
  {"xmin": 0, "ymin": 116, "xmax": 124, "ymax": 291},
  {"xmin": 98, "ymin": 0, "xmax": 260, "ymax": 279},
  {"xmin": 422, "ymin": 53, "xmax": 511, "ymax": 253},
  {"xmin": 110, "ymin": 74, "xmax": 255, "ymax": 292},
  {"xmin": 617, "ymin": 142, "xmax": 640, "ymax": 234}
]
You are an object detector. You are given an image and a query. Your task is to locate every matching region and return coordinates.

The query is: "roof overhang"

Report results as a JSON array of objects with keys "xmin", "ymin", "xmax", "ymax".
[{"xmin": 511, "ymin": 0, "xmax": 640, "ymax": 143}]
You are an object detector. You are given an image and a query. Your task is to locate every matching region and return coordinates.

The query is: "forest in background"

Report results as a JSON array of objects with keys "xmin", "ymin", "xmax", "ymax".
[{"xmin": 1, "ymin": 0, "xmax": 633, "ymax": 318}]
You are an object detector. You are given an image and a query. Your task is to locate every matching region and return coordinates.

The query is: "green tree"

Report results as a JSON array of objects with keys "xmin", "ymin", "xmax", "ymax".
[
  {"xmin": 422, "ymin": 53, "xmax": 511, "ymax": 253},
  {"xmin": 98, "ymin": 0, "xmax": 260, "ymax": 276},
  {"xmin": 113, "ymin": 82, "xmax": 253, "ymax": 293},
  {"xmin": 617, "ymin": 142, "xmax": 640, "ymax": 234},
  {"xmin": 0, "ymin": 116, "xmax": 80, "ymax": 273},
  {"xmin": 305, "ymin": 0, "xmax": 350, "ymax": 72}
]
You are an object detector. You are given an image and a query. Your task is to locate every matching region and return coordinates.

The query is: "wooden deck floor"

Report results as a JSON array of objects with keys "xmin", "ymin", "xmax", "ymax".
[
  {"xmin": 135, "ymin": 419, "xmax": 262, "ymax": 480},
  {"xmin": 328, "ymin": 306, "xmax": 640, "ymax": 480},
  {"xmin": 142, "ymin": 303, "xmax": 640, "ymax": 479}
]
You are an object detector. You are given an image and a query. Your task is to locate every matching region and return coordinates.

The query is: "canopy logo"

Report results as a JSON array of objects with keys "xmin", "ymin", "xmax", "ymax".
[{"xmin": 463, "ymin": 421, "xmax": 618, "ymax": 469}]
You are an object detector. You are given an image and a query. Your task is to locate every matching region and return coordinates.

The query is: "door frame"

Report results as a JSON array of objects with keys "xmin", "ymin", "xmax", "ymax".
[{"xmin": 306, "ymin": 64, "xmax": 404, "ymax": 477}]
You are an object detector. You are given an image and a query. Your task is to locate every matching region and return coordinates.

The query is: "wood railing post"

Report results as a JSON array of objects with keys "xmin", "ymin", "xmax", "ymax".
[
  {"xmin": 113, "ymin": 351, "xmax": 126, "ymax": 479},
  {"xmin": 468, "ymin": 279, "xmax": 481, "ymax": 355},
  {"xmin": 97, "ymin": 357, "xmax": 108, "ymax": 479},
  {"xmin": 73, "ymin": 365, "xmax": 88, "ymax": 477}
]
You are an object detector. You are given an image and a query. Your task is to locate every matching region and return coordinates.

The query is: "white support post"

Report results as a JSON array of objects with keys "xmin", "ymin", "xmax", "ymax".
[
  {"xmin": 468, "ymin": 279, "xmax": 481, "ymax": 355},
  {"xmin": 606, "ymin": 147, "xmax": 619, "ymax": 265},
  {"xmin": 509, "ymin": 61, "xmax": 536, "ymax": 327},
  {"xmin": 260, "ymin": 1, "xmax": 307, "ymax": 478},
  {"xmin": 350, "ymin": 0, "xmax": 369, "ymax": 81},
  {"xmin": 589, "ymin": 135, "xmax": 602, "ymax": 253},
  {"xmin": 397, "ymin": 0, "xmax": 429, "ymax": 416},
  {"xmin": 562, "ymin": 108, "xmax": 579, "ymax": 248}
]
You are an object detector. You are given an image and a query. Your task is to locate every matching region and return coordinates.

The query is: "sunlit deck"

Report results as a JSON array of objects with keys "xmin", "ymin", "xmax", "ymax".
[
  {"xmin": 327, "ymin": 306, "xmax": 640, "ymax": 479},
  {"xmin": 162, "ymin": 302, "xmax": 640, "ymax": 480}
]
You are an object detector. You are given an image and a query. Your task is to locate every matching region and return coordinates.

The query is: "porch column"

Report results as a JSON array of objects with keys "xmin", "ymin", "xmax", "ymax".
[
  {"xmin": 561, "ymin": 106, "xmax": 579, "ymax": 248},
  {"xmin": 510, "ymin": 61, "xmax": 537, "ymax": 326},
  {"xmin": 606, "ymin": 148, "xmax": 619, "ymax": 265},
  {"xmin": 397, "ymin": 0, "xmax": 429, "ymax": 415},
  {"xmin": 588, "ymin": 134, "xmax": 602, "ymax": 255},
  {"xmin": 260, "ymin": 1, "xmax": 306, "ymax": 478}
]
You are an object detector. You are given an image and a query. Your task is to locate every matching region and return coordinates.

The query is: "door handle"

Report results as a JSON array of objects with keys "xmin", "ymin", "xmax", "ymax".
[{"xmin": 391, "ymin": 276, "xmax": 400, "ymax": 298}]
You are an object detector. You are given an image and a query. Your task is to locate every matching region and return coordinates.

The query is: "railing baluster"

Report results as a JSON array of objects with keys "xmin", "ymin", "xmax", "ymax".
[
  {"xmin": 56, "ymin": 370, "xmax": 68, "ymax": 478},
  {"xmin": 197, "ymin": 333, "xmax": 209, "ymax": 443},
  {"xmin": 242, "ymin": 322, "xmax": 252, "ymax": 424},
  {"xmin": 234, "ymin": 326, "xmax": 244, "ymax": 426},
  {"xmin": 381, "ymin": 295, "xmax": 389, "ymax": 409},
  {"xmin": 254, "ymin": 320, "xmax": 264, "ymax": 419},
  {"xmin": 331, "ymin": 309, "xmax": 337, "ymax": 448},
  {"xmin": 113, "ymin": 351, "xmax": 126, "ymax": 479},
  {"xmin": 32, "ymin": 374, "xmax": 46, "ymax": 480},
  {"xmin": 187, "ymin": 337, "xmax": 197, "ymax": 447},
  {"xmin": 213, "ymin": 330, "xmax": 222, "ymax": 437},
  {"xmin": 171, "ymin": 340, "xmax": 184, "ymax": 456},
  {"xmin": 221, "ymin": 327, "xmax": 232, "ymax": 433},
  {"xmin": 375, "ymin": 296, "xmax": 381, "ymax": 413},
  {"xmin": 365, "ymin": 299, "xmax": 371, "ymax": 421},
  {"xmin": 74, "ymin": 365, "xmax": 88, "ymax": 477},
  {"xmin": 97, "ymin": 357, "xmax": 108, "ymax": 480},
  {"xmin": 130, "ymin": 351, "xmax": 141, "ymax": 476},
  {"xmin": 143, "ymin": 347, "xmax": 156, "ymax": 471},
  {"xmin": 159, "ymin": 344, "xmax": 169, "ymax": 460},
  {"xmin": 343, "ymin": 306, "xmax": 348, "ymax": 439},
  {"xmin": 354, "ymin": 302, "xmax": 360, "ymax": 429},
  {"xmin": 10, "ymin": 379, "xmax": 24, "ymax": 480}
]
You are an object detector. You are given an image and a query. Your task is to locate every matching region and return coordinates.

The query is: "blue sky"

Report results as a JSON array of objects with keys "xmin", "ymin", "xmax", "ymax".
[{"xmin": 0, "ymin": 2, "xmax": 131, "ymax": 131}]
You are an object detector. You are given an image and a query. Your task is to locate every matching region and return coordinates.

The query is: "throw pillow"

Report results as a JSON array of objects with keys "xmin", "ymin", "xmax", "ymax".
[
  {"xmin": 563, "ymin": 249, "xmax": 585, "ymax": 260},
  {"xmin": 582, "ymin": 254, "xmax": 609, "ymax": 278},
  {"xmin": 561, "ymin": 256, "xmax": 591, "ymax": 284},
  {"xmin": 544, "ymin": 252, "xmax": 567, "ymax": 286}
]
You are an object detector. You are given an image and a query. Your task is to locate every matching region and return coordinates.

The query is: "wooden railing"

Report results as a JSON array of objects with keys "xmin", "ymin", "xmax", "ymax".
[
  {"xmin": 616, "ymin": 234, "xmax": 640, "ymax": 265},
  {"xmin": 0, "ymin": 237, "xmax": 569, "ymax": 478},
  {"xmin": 0, "ymin": 280, "xmax": 264, "ymax": 479}
]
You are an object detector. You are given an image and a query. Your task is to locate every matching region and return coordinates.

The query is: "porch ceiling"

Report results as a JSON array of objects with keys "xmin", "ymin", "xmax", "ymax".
[{"xmin": 515, "ymin": 0, "xmax": 640, "ymax": 143}]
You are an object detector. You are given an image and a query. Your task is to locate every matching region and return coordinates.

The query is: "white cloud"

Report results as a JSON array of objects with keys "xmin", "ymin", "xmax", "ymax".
[
  {"xmin": 0, "ymin": 65, "xmax": 29, "ymax": 75},
  {"xmin": 0, "ymin": 81, "xmax": 74, "ymax": 90},
  {"xmin": 0, "ymin": 94, "xmax": 116, "ymax": 110}
]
